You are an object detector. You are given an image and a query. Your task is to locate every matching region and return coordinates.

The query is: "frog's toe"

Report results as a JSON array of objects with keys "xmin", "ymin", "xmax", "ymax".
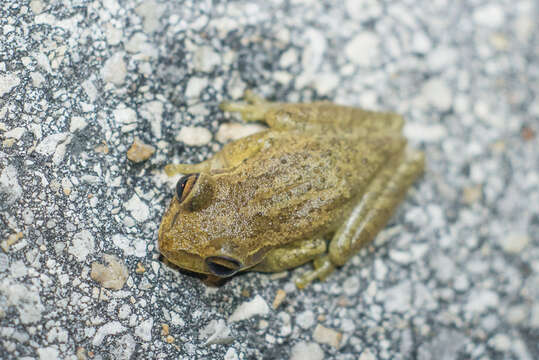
[
  {"xmin": 219, "ymin": 102, "xmax": 268, "ymax": 122},
  {"xmin": 295, "ymin": 256, "xmax": 335, "ymax": 289},
  {"xmin": 243, "ymin": 90, "xmax": 266, "ymax": 104}
]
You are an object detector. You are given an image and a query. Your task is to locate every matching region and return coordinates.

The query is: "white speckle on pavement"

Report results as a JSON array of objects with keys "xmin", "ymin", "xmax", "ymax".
[{"xmin": 229, "ymin": 295, "xmax": 270, "ymax": 322}]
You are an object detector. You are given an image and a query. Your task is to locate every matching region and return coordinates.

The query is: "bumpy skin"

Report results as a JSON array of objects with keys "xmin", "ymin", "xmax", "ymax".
[{"xmin": 159, "ymin": 92, "xmax": 425, "ymax": 287}]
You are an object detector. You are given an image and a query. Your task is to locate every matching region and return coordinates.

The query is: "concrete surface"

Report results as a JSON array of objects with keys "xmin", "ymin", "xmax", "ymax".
[{"xmin": 0, "ymin": 0, "xmax": 538, "ymax": 359}]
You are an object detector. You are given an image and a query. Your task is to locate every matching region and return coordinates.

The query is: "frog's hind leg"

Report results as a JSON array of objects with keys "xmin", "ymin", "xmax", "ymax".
[
  {"xmin": 296, "ymin": 149, "xmax": 425, "ymax": 288},
  {"xmin": 328, "ymin": 149, "xmax": 425, "ymax": 266}
]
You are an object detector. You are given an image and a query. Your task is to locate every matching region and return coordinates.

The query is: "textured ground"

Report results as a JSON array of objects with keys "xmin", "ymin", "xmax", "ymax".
[{"xmin": 1, "ymin": 0, "xmax": 538, "ymax": 359}]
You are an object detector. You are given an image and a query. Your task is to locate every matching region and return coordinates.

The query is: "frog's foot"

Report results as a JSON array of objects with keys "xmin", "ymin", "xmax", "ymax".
[
  {"xmin": 295, "ymin": 255, "xmax": 336, "ymax": 289},
  {"xmin": 164, "ymin": 162, "xmax": 211, "ymax": 176},
  {"xmin": 220, "ymin": 91, "xmax": 276, "ymax": 122}
]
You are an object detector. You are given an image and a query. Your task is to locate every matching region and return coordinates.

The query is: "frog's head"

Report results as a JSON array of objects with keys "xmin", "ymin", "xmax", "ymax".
[{"xmin": 158, "ymin": 172, "xmax": 273, "ymax": 277}]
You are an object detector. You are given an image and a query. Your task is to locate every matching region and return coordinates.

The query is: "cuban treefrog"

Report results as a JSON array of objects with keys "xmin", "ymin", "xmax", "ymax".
[{"xmin": 159, "ymin": 91, "xmax": 425, "ymax": 288}]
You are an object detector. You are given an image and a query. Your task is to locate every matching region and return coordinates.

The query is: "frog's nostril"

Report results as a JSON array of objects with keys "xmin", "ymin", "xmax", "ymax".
[{"xmin": 205, "ymin": 256, "xmax": 242, "ymax": 277}]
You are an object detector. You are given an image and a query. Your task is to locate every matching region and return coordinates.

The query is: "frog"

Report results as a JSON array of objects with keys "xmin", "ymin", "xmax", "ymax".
[{"xmin": 158, "ymin": 91, "xmax": 425, "ymax": 288}]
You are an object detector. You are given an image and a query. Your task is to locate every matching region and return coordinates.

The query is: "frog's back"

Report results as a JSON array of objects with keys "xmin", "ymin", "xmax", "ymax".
[{"xmin": 210, "ymin": 131, "xmax": 406, "ymax": 250}]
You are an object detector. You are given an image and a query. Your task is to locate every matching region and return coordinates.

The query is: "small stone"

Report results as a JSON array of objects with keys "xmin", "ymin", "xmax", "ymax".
[
  {"xmin": 466, "ymin": 289, "xmax": 499, "ymax": 314},
  {"xmin": 229, "ymin": 295, "xmax": 270, "ymax": 322},
  {"xmin": 312, "ymin": 324, "xmax": 342, "ymax": 348},
  {"xmin": 90, "ymin": 254, "xmax": 128, "ymax": 290},
  {"xmin": 114, "ymin": 106, "xmax": 137, "ymax": 124},
  {"xmin": 358, "ymin": 349, "xmax": 376, "ymax": 360},
  {"xmin": 102, "ymin": 53, "xmax": 127, "ymax": 86},
  {"xmin": 134, "ymin": 318, "xmax": 153, "ymax": 342},
  {"xmin": 289, "ymin": 341, "xmax": 324, "ymax": 360},
  {"xmin": 185, "ymin": 77, "xmax": 208, "ymax": 99},
  {"xmin": 498, "ymin": 233, "xmax": 529, "ymax": 253},
  {"xmin": 224, "ymin": 347, "xmax": 239, "ymax": 360},
  {"xmin": 200, "ymin": 319, "xmax": 233, "ymax": 345},
  {"xmin": 69, "ymin": 230, "xmax": 95, "ymax": 262},
  {"xmin": 473, "ymin": 4, "xmax": 504, "ymax": 28},
  {"xmin": 3, "ymin": 127, "xmax": 25, "ymax": 139},
  {"xmin": 135, "ymin": 262, "xmax": 146, "ymax": 274},
  {"xmin": 1, "ymin": 232, "xmax": 23, "ymax": 252},
  {"xmin": 125, "ymin": 194, "xmax": 150, "ymax": 222},
  {"xmin": 403, "ymin": 123, "xmax": 447, "ymax": 143},
  {"xmin": 272, "ymin": 289, "xmax": 286, "ymax": 309},
  {"xmin": 345, "ymin": 32, "xmax": 379, "ymax": 66},
  {"xmin": 297, "ymin": 310, "xmax": 315, "ymax": 329},
  {"xmin": 343, "ymin": 276, "xmax": 360, "ymax": 295},
  {"xmin": 176, "ymin": 126, "xmax": 212, "ymax": 146},
  {"xmin": 37, "ymin": 347, "xmax": 59, "ymax": 360},
  {"xmin": 127, "ymin": 138, "xmax": 155, "ymax": 163},
  {"xmin": 0, "ymin": 73, "xmax": 20, "ymax": 96},
  {"xmin": 489, "ymin": 333, "xmax": 511, "ymax": 351},
  {"xmin": 0, "ymin": 165, "xmax": 22, "ymax": 208},
  {"xmin": 93, "ymin": 321, "xmax": 126, "ymax": 346},
  {"xmin": 462, "ymin": 185, "xmax": 482, "ymax": 204},
  {"xmin": 421, "ymin": 79, "xmax": 452, "ymax": 111},
  {"xmin": 139, "ymin": 101, "xmax": 164, "ymax": 138},
  {"xmin": 70, "ymin": 116, "xmax": 88, "ymax": 132},
  {"xmin": 193, "ymin": 46, "xmax": 220, "ymax": 72},
  {"xmin": 35, "ymin": 132, "xmax": 70, "ymax": 156},
  {"xmin": 216, "ymin": 122, "xmax": 266, "ymax": 143}
]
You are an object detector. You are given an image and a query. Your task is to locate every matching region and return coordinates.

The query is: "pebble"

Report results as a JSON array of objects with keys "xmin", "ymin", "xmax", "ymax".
[
  {"xmin": 176, "ymin": 126, "xmax": 212, "ymax": 146},
  {"xmin": 193, "ymin": 46, "xmax": 220, "ymax": 72},
  {"xmin": 289, "ymin": 341, "xmax": 324, "ymax": 360},
  {"xmin": 0, "ymin": 73, "xmax": 20, "ymax": 96},
  {"xmin": 0, "ymin": 165, "xmax": 22, "ymax": 207},
  {"xmin": 498, "ymin": 233, "xmax": 529, "ymax": 253},
  {"xmin": 473, "ymin": 4, "xmax": 505, "ymax": 28},
  {"xmin": 421, "ymin": 78, "xmax": 453, "ymax": 111},
  {"xmin": 272, "ymin": 289, "xmax": 287, "ymax": 309},
  {"xmin": 124, "ymin": 194, "xmax": 150, "ymax": 222},
  {"xmin": 312, "ymin": 324, "xmax": 342, "ymax": 348},
  {"xmin": 134, "ymin": 318, "xmax": 154, "ymax": 342},
  {"xmin": 93, "ymin": 321, "xmax": 126, "ymax": 346},
  {"xmin": 185, "ymin": 77, "xmax": 208, "ymax": 99},
  {"xmin": 101, "ymin": 53, "xmax": 127, "ymax": 86},
  {"xmin": 224, "ymin": 347, "xmax": 239, "ymax": 360},
  {"xmin": 296, "ymin": 310, "xmax": 315, "ymax": 329},
  {"xmin": 228, "ymin": 295, "xmax": 270, "ymax": 322},
  {"xmin": 70, "ymin": 116, "xmax": 88, "ymax": 132},
  {"xmin": 200, "ymin": 319, "xmax": 233, "ymax": 345},
  {"xmin": 69, "ymin": 230, "xmax": 95, "ymax": 262},
  {"xmin": 345, "ymin": 32, "xmax": 380, "ymax": 66},
  {"xmin": 127, "ymin": 138, "xmax": 155, "ymax": 163},
  {"xmin": 90, "ymin": 254, "xmax": 128, "ymax": 290}
]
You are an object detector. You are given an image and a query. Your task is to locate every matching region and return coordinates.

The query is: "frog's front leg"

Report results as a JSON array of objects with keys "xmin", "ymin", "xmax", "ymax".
[
  {"xmin": 296, "ymin": 149, "xmax": 425, "ymax": 288},
  {"xmin": 251, "ymin": 237, "xmax": 326, "ymax": 272},
  {"xmin": 220, "ymin": 90, "xmax": 281, "ymax": 122}
]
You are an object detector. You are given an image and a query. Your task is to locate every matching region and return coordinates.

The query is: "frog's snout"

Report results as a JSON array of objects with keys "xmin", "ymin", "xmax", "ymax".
[{"xmin": 205, "ymin": 256, "xmax": 242, "ymax": 277}]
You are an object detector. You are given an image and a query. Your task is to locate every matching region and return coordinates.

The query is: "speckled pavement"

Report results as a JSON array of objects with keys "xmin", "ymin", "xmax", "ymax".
[{"xmin": 1, "ymin": 0, "xmax": 538, "ymax": 359}]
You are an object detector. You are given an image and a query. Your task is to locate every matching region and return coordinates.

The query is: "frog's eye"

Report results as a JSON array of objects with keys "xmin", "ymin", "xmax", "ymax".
[
  {"xmin": 205, "ymin": 256, "xmax": 242, "ymax": 277},
  {"xmin": 176, "ymin": 174, "xmax": 198, "ymax": 203}
]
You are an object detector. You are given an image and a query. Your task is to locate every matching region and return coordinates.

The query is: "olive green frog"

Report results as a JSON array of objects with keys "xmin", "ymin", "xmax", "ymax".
[{"xmin": 159, "ymin": 91, "xmax": 424, "ymax": 288}]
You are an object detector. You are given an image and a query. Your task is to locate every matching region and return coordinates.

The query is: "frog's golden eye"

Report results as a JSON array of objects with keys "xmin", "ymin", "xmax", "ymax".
[
  {"xmin": 176, "ymin": 174, "xmax": 198, "ymax": 203},
  {"xmin": 205, "ymin": 256, "xmax": 242, "ymax": 277}
]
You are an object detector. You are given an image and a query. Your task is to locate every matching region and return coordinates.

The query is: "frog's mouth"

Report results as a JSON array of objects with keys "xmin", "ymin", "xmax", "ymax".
[{"xmin": 205, "ymin": 256, "xmax": 242, "ymax": 277}]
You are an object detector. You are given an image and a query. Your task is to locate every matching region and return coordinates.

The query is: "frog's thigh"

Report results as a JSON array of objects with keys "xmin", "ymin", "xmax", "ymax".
[
  {"xmin": 329, "ymin": 149, "xmax": 425, "ymax": 266},
  {"xmin": 251, "ymin": 237, "xmax": 326, "ymax": 273}
]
